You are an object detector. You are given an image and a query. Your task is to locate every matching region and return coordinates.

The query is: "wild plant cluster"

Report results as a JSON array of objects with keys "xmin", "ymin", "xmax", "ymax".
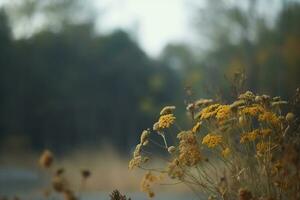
[
  {"xmin": 38, "ymin": 150, "xmax": 91, "ymax": 200},
  {"xmin": 38, "ymin": 151, "xmax": 131, "ymax": 200},
  {"xmin": 129, "ymin": 89, "xmax": 300, "ymax": 200}
]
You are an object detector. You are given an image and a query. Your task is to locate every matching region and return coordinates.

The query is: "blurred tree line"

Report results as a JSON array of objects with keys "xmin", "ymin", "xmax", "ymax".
[
  {"xmin": 162, "ymin": 0, "xmax": 300, "ymax": 101},
  {"xmin": 0, "ymin": 1, "xmax": 181, "ymax": 153},
  {"xmin": 1, "ymin": 0, "xmax": 299, "ymax": 153}
]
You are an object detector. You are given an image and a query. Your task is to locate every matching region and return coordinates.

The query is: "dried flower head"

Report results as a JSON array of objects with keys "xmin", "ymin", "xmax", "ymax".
[
  {"xmin": 238, "ymin": 188, "xmax": 253, "ymax": 200},
  {"xmin": 192, "ymin": 122, "xmax": 201, "ymax": 133},
  {"xmin": 140, "ymin": 130, "xmax": 150, "ymax": 145},
  {"xmin": 221, "ymin": 147, "xmax": 231, "ymax": 158},
  {"xmin": 129, "ymin": 155, "xmax": 142, "ymax": 170},
  {"xmin": 167, "ymin": 146, "xmax": 176, "ymax": 154},
  {"xmin": 55, "ymin": 168, "xmax": 65, "ymax": 176},
  {"xmin": 167, "ymin": 159, "xmax": 184, "ymax": 179},
  {"xmin": 42, "ymin": 188, "xmax": 51, "ymax": 197},
  {"xmin": 52, "ymin": 175, "xmax": 68, "ymax": 193},
  {"xmin": 133, "ymin": 143, "xmax": 142, "ymax": 158},
  {"xmin": 230, "ymin": 100, "xmax": 245, "ymax": 110},
  {"xmin": 63, "ymin": 190, "xmax": 77, "ymax": 200},
  {"xmin": 195, "ymin": 99, "xmax": 213, "ymax": 107},
  {"xmin": 178, "ymin": 131, "xmax": 201, "ymax": 166},
  {"xmin": 140, "ymin": 172, "xmax": 161, "ymax": 198},
  {"xmin": 285, "ymin": 112, "xmax": 295, "ymax": 122},
  {"xmin": 238, "ymin": 116, "xmax": 247, "ymax": 126},
  {"xmin": 160, "ymin": 106, "xmax": 176, "ymax": 115},
  {"xmin": 256, "ymin": 141, "xmax": 271, "ymax": 155},
  {"xmin": 271, "ymin": 100, "xmax": 288, "ymax": 107},
  {"xmin": 109, "ymin": 190, "xmax": 131, "ymax": 200},
  {"xmin": 81, "ymin": 169, "xmax": 91, "ymax": 179},
  {"xmin": 238, "ymin": 91, "xmax": 255, "ymax": 101},
  {"xmin": 39, "ymin": 150, "xmax": 54, "ymax": 168}
]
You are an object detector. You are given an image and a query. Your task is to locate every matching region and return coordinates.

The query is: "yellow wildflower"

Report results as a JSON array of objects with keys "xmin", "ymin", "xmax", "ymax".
[
  {"xmin": 258, "ymin": 111, "xmax": 280, "ymax": 127},
  {"xmin": 192, "ymin": 122, "xmax": 201, "ymax": 133},
  {"xmin": 221, "ymin": 147, "xmax": 231, "ymax": 157},
  {"xmin": 202, "ymin": 133, "xmax": 222, "ymax": 148},
  {"xmin": 157, "ymin": 114, "xmax": 175, "ymax": 129},
  {"xmin": 199, "ymin": 104, "xmax": 221, "ymax": 120},
  {"xmin": 216, "ymin": 105, "xmax": 231, "ymax": 122},
  {"xmin": 240, "ymin": 104, "xmax": 264, "ymax": 116}
]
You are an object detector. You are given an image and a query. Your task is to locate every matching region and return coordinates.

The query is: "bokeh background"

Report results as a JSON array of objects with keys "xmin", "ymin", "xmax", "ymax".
[{"xmin": 0, "ymin": 0, "xmax": 299, "ymax": 199}]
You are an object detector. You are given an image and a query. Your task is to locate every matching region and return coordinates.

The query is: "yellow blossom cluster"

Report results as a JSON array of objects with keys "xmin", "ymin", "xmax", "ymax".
[
  {"xmin": 199, "ymin": 104, "xmax": 221, "ymax": 120},
  {"xmin": 215, "ymin": 105, "xmax": 231, "ymax": 122},
  {"xmin": 202, "ymin": 133, "xmax": 223, "ymax": 148},
  {"xmin": 129, "ymin": 89, "xmax": 300, "ymax": 199},
  {"xmin": 258, "ymin": 111, "xmax": 281, "ymax": 127},
  {"xmin": 155, "ymin": 114, "xmax": 176, "ymax": 130},
  {"xmin": 240, "ymin": 104, "xmax": 264, "ymax": 116}
]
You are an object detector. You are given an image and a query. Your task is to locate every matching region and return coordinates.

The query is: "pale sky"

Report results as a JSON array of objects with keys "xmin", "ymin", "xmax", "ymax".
[
  {"xmin": 0, "ymin": 0, "xmax": 196, "ymax": 57},
  {"xmin": 0, "ymin": 0, "xmax": 283, "ymax": 58},
  {"xmin": 94, "ymin": 0, "xmax": 195, "ymax": 57}
]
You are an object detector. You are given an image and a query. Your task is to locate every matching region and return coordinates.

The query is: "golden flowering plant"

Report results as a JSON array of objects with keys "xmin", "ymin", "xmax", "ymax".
[{"xmin": 129, "ymin": 90, "xmax": 300, "ymax": 200}]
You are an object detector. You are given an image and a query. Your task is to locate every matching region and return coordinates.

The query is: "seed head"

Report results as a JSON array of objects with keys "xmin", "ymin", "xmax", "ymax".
[
  {"xmin": 39, "ymin": 150, "xmax": 54, "ymax": 168},
  {"xmin": 286, "ymin": 112, "xmax": 295, "ymax": 122},
  {"xmin": 167, "ymin": 146, "xmax": 176, "ymax": 154},
  {"xmin": 81, "ymin": 169, "xmax": 91, "ymax": 179}
]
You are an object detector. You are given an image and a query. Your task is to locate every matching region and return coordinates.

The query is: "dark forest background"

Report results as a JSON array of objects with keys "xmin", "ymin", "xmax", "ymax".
[{"xmin": 0, "ymin": 0, "xmax": 299, "ymax": 154}]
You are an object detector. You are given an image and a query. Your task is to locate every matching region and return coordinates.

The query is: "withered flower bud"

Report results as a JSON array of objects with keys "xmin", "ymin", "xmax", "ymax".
[{"xmin": 39, "ymin": 150, "xmax": 54, "ymax": 168}]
